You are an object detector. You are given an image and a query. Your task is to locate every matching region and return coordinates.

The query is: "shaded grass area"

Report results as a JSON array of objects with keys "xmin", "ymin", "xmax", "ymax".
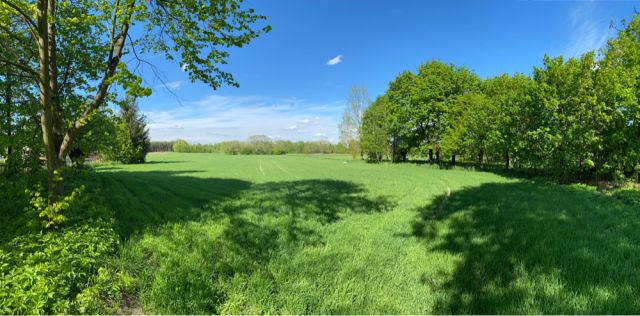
[
  {"xmin": 39, "ymin": 153, "xmax": 640, "ymax": 313},
  {"xmin": 87, "ymin": 166, "xmax": 396, "ymax": 313},
  {"xmin": 411, "ymin": 182, "xmax": 640, "ymax": 314}
]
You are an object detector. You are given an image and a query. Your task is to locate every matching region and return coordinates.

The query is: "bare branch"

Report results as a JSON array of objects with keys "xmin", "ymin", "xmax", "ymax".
[{"xmin": 125, "ymin": 32, "xmax": 183, "ymax": 103}]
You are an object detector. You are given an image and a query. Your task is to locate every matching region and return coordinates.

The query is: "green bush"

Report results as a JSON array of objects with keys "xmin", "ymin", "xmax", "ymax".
[
  {"xmin": 0, "ymin": 222, "xmax": 124, "ymax": 314},
  {"xmin": 172, "ymin": 139, "xmax": 190, "ymax": 153},
  {"xmin": 105, "ymin": 97, "xmax": 150, "ymax": 164}
]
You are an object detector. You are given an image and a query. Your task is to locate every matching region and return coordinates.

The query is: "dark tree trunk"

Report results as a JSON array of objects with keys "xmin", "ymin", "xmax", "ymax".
[
  {"xmin": 391, "ymin": 137, "xmax": 398, "ymax": 163},
  {"xmin": 4, "ymin": 71, "xmax": 11, "ymax": 160},
  {"xmin": 428, "ymin": 149, "xmax": 433, "ymax": 163},
  {"xmin": 504, "ymin": 150, "xmax": 510, "ymax": 170},
  {"xmin": 436, "ymin": 150, "xmax": 440, "ymax": 164},
  {"xmin": 478, "ymin": 149, "xmax": 484, "ymax": 165},
  {"xmin": 451, "ymin": 154, "xmax": 456, "ymax": 166}
]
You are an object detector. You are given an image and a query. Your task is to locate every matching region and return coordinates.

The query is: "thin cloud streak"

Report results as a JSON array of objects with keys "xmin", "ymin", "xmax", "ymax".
[
  {"xmin": 564, "ymin": 4, "xmax": 614, "ymax": 57},
  {"xmin": 160, "ymin": 81, "xmax": 183, "ymax": 92}
]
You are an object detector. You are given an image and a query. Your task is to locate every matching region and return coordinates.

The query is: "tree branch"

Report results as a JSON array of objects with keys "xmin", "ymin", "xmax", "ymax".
[
  {"xmin": 58, "ymin": 1, "xmax": 134, "ymax": 160},
  {"xmin": 0, "ymin": 0, "xmax": 38, "ymax": 33},
  {"xmin": 0, "ymin": 23, "xmax": 36, "ymax": 57},
  {"xmin": 0, "ymin": 57, "xmax": 38, "ymax": 80},
  {"xmin": 107, "ymin": 0, "xmax": 121, "ymax": 62},
  {"xmin": 57, "ymin": 53, "xmax": 73, "ymax": 93}
]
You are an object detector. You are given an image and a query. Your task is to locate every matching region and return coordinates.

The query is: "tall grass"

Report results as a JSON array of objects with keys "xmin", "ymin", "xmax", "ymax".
[{"xmin": 77, "ymin": 153, "xmax": 640, "ymax": 313}]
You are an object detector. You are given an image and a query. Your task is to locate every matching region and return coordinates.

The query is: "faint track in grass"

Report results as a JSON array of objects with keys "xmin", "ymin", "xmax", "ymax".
[{"xmin": 258, "ymin": 159, "xmax": 265, "ymax": 175}]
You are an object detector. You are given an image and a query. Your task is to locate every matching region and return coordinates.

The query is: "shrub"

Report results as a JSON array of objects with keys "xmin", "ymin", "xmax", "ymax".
[
  {"xmin": 0, "ymin": 222, "xmax": 123, "ymax": 314},
  {"xmin": 172, "ymin": 139, "xmax": 190, "ymax": 153}
]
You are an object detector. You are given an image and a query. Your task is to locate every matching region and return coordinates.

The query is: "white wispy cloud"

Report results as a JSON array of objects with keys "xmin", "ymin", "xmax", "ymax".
[
  {"xmin": 326, "ymin": 55, "xmax": 343, "ymax": 66},
  {"xmin": 564, "ymin": 4, "xmax": 614, "ymax": 57},
  {"xmin": 145, "ymin": 95, "xmax": 342, "ymax": 144},
  {"xmin": 160, "ymin": 81, "xmax": 183, "ymax": 92}
]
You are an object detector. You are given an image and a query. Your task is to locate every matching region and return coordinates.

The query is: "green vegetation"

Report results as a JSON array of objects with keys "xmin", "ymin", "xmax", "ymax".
[
  {"xmin": 106, "ymin": 97, "xmax": 151, "ymax": 164},
  {"xmin": 4, "ymin": 153, "xmax": 640, "ymax": 313},
  {"xmin": 3, "ymin": 1, "xmax": 640, "ymax": 314},
  {"xmin": 360, "ymin": 14, "xmax": 640, "ymax": 183},
  {"xmin": 168, "ymin": 137, "xmax": 348, "ymax": 155},
  {"xmin": 0, "ymin": 0, "xmax": 270, "ymax": 207}
]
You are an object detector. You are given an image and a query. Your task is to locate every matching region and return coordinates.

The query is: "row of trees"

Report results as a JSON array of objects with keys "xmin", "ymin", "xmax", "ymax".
[
  {"xmin": 170, "ymin": 136, "xmax": 348, "ymax": 155},
  {"xmin": 361, "ymin": 13, "xmax": 640, "ymax": 182}
]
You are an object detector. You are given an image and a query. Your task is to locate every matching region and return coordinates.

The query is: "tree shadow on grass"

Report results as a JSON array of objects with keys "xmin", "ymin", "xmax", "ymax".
[
  {"xmin": 85, "ymin": 170, "xmax": 394, "ymax": 240},
  {"xmin": 403, "ymin": 159, "xmax": 530, "ymax": 181},
  {"xmin": 141, "ymin": 160, "xmax": 188, "ymax": 164},
  {"xmin": 410, "ymin": 181, "xmax": 640, "ymax": 314},
  {"xmin": 76, "ymin": 169, "xmax": 395, "ymax": 313}
]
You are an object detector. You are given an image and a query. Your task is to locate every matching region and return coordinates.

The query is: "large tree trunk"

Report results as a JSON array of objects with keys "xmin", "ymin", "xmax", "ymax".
[
  {"xmin": 428, "ymin": 149, "xmax": 433, "ymax": 162},
  {"xmin": 33, "ymin": 0, "xmax": 132, "ymax": 206},
  {"xmin": 451, "ymin": 154, "xmax": 456, "ymax": 166},
  {"xmin": 36, "ymin": 0, "xmax": 63, "ymax": 206},
  {"xmin": 435, "ymin": 150, "xmax": 440, "ymax": 164}
]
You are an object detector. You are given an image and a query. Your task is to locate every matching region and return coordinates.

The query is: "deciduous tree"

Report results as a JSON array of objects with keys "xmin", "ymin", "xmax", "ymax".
[{"xmin": 0, "ymin": 0, "xmax": 270, "ymax": 206}]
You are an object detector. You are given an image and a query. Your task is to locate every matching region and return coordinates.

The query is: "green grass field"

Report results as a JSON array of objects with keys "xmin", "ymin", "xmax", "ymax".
[{"xmin": 92, "ymin": 153, "xmax": 640, "ymax": 314}]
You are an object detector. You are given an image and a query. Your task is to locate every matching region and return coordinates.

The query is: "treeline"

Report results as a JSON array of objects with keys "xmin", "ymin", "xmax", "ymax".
[
  {"xmin": 149, "ymin": 141, "xmax": 174, "ymax": 152},
  {"xmin": 360, "ymin": 14, "xmax": 640, "ymax": 182},
  {"xmin": 155, "ymin": 135, "xmax": 348, "ymax": 155}
]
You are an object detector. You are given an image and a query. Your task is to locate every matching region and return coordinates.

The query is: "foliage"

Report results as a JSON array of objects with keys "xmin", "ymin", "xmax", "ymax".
[
  {"xmin": 70, "ymin": 109, "xmax": 119, "ymax": 167},
  {"xmin": 149, "ymin": 141, "xmax": 174, "ymax": 152},
  {"xmin": 0, "ymin": 68, "xmax": 41, "ymax": 177},
  {"xmin": 107, "ymin": 97, "xmax": 150, "ymax": 164},
  {"xmin": 170, "ymin": 137, "xmax": 348, "ymax": 155},
  {"xmin": 0, "ymin": 0, "xmax": 271, "ymax": 206},
  {"xmin": 360, "ymin": 96, "xmax": 389, "ymax": 162},
  {"xmin": 410, "ymin": 61, "xmax": 480, "ymax": 161},
  {"xmin": 357, "ymin": 13, "xmax": 640, "ymax": 182},
  {"xmin": 172, "ymin": 139, "xmax": 190, "ymax": 153},
  {"xmin": 25, "ymin": 184, "xmax": 85, "ymax": 229},
  {"xmin": 0, "ymin": 222, "xmax": 123, "ymax": 314}
]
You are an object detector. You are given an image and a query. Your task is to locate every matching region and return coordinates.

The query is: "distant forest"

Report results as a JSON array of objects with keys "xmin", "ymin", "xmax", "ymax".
[{"xmin": 150, "ymin": 136, "xmax": 350, "ymax": 156}]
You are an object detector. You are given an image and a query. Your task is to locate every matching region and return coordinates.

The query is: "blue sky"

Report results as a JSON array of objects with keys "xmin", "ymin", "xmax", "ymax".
[{"xmin": 133, "ymin": 0, "xmax": 639, "ymax": 144}]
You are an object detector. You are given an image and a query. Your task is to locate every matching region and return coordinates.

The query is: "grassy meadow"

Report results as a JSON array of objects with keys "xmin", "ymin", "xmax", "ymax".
[{"xmin": 65, "ymin": 152, "xmax": 640, "ymax": 314}]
